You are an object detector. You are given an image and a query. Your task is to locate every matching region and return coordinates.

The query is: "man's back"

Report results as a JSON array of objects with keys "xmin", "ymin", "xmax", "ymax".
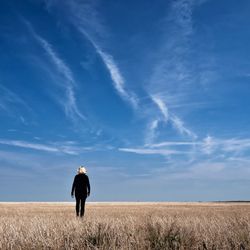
[{"xmin": 71, "ymin": 174, "xmax": 90, "ymax": 197}]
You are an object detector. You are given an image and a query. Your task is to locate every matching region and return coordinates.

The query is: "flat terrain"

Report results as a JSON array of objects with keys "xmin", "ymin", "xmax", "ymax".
[{"xmin": 0, "ymin": 202, "xmax": 250, "ymax": 249}]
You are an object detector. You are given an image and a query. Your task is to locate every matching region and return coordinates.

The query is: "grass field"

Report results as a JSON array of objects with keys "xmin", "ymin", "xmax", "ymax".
[{"xmin": 0, "ymin": 202, "xmax": 250, "ymax": 249}]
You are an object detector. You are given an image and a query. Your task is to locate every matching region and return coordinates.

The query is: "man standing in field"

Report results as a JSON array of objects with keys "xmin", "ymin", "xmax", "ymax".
[{"xmin": 71, "ymin": 166, "xmax": 90, "ymax": 217}]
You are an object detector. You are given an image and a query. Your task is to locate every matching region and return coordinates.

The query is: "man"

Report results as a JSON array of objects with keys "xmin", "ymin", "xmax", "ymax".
[{"xmin": 71, "ymin": 166, "xmax": 90, "ymax": 217}]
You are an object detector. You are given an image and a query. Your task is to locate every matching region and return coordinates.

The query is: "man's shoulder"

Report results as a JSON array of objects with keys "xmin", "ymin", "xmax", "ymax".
[
  {"xmin": 82, "ymin": 174, "xmax": 89, "ymax": 180},
  {"xmin": 75, "ymin": 173, "xmax": 89, "ymax": 179}
]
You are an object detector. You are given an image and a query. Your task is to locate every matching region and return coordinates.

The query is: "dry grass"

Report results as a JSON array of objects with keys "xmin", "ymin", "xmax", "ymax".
[{"xmin": 0, "ymin": 202, "xmax": 250, "ymax": 249}]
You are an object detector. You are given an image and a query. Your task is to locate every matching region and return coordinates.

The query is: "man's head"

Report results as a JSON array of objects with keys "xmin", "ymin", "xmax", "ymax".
[{"xmin": 77, "ymin": 166, "xmax": 87, "ymax": 174}]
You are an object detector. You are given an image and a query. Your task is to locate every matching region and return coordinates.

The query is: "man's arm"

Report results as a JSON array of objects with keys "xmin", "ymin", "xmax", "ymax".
[
  {"xmin": 86, "ymin": 175, "xmax": 90, "ymax": 196},
  {"xmin": 71, "ymin": 176, "xmax": 76, "ymax": 197}
]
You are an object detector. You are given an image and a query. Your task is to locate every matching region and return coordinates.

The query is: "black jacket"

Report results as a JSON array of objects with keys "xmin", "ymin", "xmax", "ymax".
[{"xmin": 71, "ymin": 174, "xmax": 90, "ymax": 197}]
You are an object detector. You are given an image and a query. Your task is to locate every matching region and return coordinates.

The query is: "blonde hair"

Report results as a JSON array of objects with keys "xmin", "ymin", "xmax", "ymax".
[{"xmin": 77, "ymin": 166, "xmax": 87, "ymax": 174}]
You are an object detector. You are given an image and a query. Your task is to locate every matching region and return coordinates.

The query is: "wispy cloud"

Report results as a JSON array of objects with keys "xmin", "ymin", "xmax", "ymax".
[
  {"xmin": 170, "ymin": 0, "xmax": 195, "ymax": 36},
  {"xmin": 149, "ymin": 160, "xmax": 250, "ymax": 181},
  {"xmin": 148, "ymin": 141, "xmax": 198, "ymax": 148},
  {"xmin": 45, "ymin": 0, "xmax": 200, "ymax": 151},
  {"xmin": 151, "ymin": 95, "xmax": 169, "ymax": 122},
  {"xmin": 145, "ymin": 0, "xmax": 210, "ymax": 141},
  {"xmin": 93, "ymin": 45, "xmax": 138, "ymax": 108},
  {"xmin": 46, "ymin": 0, "xmax": 138, "ymax": 109},
  {"xmin": 0, "ymin": 139, "xmax": 92, "ymax": 155},
  {"xmin": 148, "ymin": 0, "xmax": 196, "ymax": 91},
  {"xmin": 24, "ymin": 20, "xmax": 85, "ymax": 122},
  {"xmin": 150, "ymin": 94, "xmax": 196, "ymax": 140},
  {"xmin": 202, "ymin": 135, "xmax": 214, "ymax": 154},
  {"xmin": 170, "ymin": 115, "xmax": 197, "ymax": 139},
  {"xmin": 201, "ymin": 136, "xmax": 250, "ymax": 155},
  {"xmin": 145, "ymin": 119, "xmax": 160, "ymax": 145},
  {"xmin": 119, "ymin": 147, "xmax": 185, "ymax": 156},
  {"xmin": 0, "ymin": 84, "xmax": 31, "ymax": 114},
  {"xmin": 120, "ymin": 135, "xmax": 250, "ymax": 160}
]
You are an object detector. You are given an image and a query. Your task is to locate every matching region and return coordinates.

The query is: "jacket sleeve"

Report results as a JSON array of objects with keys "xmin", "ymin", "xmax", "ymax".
[
  {"xmin": 71, "ymin": 176, "xmax": 76, "ymax": 196},
  {"xmin": 86, "ymin": 175, "xmax": 90, "ymax": 195}
]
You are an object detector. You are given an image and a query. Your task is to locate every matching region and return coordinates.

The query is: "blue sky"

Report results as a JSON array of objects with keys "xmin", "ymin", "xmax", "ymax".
[{"xmin": 1, "ymin": 0, "xmax": 250, "ymax": 201}]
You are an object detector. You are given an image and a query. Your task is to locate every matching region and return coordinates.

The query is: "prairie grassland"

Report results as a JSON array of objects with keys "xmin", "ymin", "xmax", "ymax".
[{"xmin": 0, "ymin": 202, "xmax": 250, "ymax": 249}]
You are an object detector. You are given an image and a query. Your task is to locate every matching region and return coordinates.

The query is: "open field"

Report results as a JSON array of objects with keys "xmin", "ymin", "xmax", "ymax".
[{"xmin": 0, "ymin": 202, "xmax": 250, "ymax": 249}]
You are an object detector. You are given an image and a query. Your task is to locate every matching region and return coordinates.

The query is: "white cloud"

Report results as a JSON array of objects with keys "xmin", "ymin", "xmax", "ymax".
[
  {"xmin": 24, "ymin": 20, "xmax": 85, "ymax": 122},
  {"xmin": 47, "ymin": 0, "xmax": 138, "ymax": 109},
  {"xmin": 145, "ymin": 0, "xmax": 211, "ymax": 141},
  {"xmin": 202, "ymin": 135, "xmax": 214, "ymax": 154},
  {"xmin": 34, "ymin": 35, "xmax": 74, "ymax": 84},
  {"xmin": 150, "ymin": 95, "xmax": 196, "ymax": 139},
  {"xmin": 93, "ymin": 45, "xmax": 138, "ymax": 108},
  {"xmin": 170, "ymin": 0, "xmax": 195, "ymax": 36},
  {"xmin": 201, "ymin": 136, "xmax": 250, "ymax": 155},
  {"xmin": 148, "ymin": 141, "xmax": 198, "ymax": 148},
  {"xmin": 150, "ymin": 161, "xmax": 250, "ymax": 181},
  {"xmin": 151, "ymin": 95, "xmax": 169, "ymax": 122},
  {"xmin": 0, "ymin": 84, "xmax": 30, "ymax": 113},
  {"xmin": 145, "ymin": 119, "xmax": 160, "ymax": 145},
  {"xmin": 119, "ymin": 147, "xmax": 185, "ymax": 156},
  {"xmin": 170, "ymin": 115, "xmax": 197, "ymax": 139},
  {"xmin": 36, "ymin": 36, "xmax": 85, "ymax": 121},
  {"xmin": 0, "ymin": 139, "xmax": 92, "ymax": 155},
  {"xmin": 0, "ymin": 139, "xmax": 59, "ymax": 153},
  {"xmin": 217, "ymin": 138, "xmax": 250, "ymax": 153},
  {"xmin": 45, "ymin": 0, "xmax": 199, "ymax": 145},
  {"xmin": 120, "ymin": 135, "xmax": 250, "ymax": 162}
]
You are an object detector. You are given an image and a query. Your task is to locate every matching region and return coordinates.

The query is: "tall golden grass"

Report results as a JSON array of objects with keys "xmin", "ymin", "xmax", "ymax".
[{"xmin": 0, "ymin": 202, "xmax": 249, "ymax": 249}]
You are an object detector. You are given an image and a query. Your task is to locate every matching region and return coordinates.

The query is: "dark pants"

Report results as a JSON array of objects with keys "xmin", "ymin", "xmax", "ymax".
[{"xmin": 75, "ymin": 196, "xmax": 86, "ymax": 217}]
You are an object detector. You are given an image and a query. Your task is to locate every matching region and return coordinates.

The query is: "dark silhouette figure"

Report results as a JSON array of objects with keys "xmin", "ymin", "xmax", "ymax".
[{"xmin": 71, "ymin": 167, "xmax": 90, "ymax": 217}]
